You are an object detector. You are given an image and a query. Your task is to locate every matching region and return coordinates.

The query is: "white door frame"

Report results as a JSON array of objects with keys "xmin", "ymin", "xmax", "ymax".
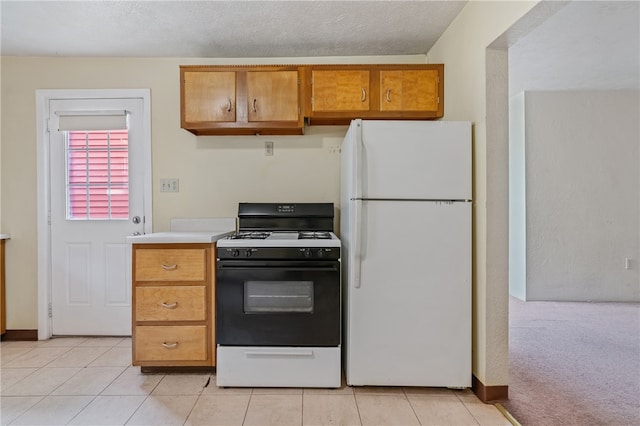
[{"xmin": 36, "ymin": 89, "xmax": 152, "ymax": 340}]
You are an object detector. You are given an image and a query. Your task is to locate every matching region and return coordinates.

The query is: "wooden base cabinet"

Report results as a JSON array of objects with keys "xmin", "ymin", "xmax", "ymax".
[{"xmin": 132, "ymin": 243, "xmax": 216, "ymax": 367}]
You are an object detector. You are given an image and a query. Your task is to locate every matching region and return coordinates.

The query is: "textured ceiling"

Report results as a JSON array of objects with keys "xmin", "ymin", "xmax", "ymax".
[
  {"xmin": 1, "ymin": 1, "xmax": 638, "ymax": 94},
  {"xmin": 0, "ymin": 1, "xmax": 467, "ymax": 57}
]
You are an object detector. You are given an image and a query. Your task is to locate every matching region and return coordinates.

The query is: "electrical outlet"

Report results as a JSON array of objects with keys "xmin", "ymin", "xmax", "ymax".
[
  {"xmin": 265, "ymin": 141, "xmax": 274, "ymax": 156},
  {"xmin": 328, "ymin": 145, "xmax": 342, "ymax": 154},
  {"xmin": 160, "ymin": 178, "xmax": 179, "ymax": 192}
]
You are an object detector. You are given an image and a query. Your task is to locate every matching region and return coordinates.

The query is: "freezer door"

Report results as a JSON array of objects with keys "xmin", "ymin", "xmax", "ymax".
[
  {"xmin": 360, "ymin": 120, "xmax": 471, "ymax": 200},
  {"xmin": 344, "ymin": 200, "xmax": 471, "ymax": 387}
]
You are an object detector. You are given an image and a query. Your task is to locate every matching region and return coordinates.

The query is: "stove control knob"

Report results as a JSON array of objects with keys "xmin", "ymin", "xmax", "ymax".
[
  {"xmin": 232, "ymin": 250, "xmax": 240, "ymax": 257},
  {"xmin": 303, "ymin": 249, "xmax": 312, "ymax": 258},
  {"xmin": 245, "ymin": 249, "xmax": 252, "ymax": 257},
  {"xmin": 317, "ymin": 249, "xmax": 325, "ymax": 258}
]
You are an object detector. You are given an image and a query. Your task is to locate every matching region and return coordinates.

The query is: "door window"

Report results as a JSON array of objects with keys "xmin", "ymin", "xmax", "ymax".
[{"xmin": 66, "ymin": 130, "xmax": 129, "ymax": 220}]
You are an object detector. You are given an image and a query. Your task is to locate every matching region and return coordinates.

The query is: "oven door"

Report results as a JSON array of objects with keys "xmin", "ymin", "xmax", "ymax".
[{"xmin": 216, "ymin": 260, "xmax": 340, "ymax": 346}]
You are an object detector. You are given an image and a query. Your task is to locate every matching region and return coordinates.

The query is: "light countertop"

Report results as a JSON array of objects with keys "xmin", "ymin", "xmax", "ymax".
[
  {"xmin": 126, "ymin": 217, "xmax": 236, "ymax": 244},
  {"xmin": 0, "ymin": 234, "xmax": 10, "ymax": 240},
  {"xmin": 127, "ymin": 230, "xmax": 234, "ymax": 244}
]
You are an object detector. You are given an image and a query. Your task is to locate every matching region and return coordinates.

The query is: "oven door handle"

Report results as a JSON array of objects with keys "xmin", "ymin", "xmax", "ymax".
[
  {"xmin": 244, "ymin": 349, "xmax": 314, "ymax": 357},
  {"xmin": 218, "ymin": 264, "xmax": 339, "ymax": 272}
]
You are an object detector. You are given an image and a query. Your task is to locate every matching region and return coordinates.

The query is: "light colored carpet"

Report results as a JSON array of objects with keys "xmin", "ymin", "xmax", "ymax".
[{"xmin": 504, "ymin": 297, "xmax": 640, "ymax": 426}]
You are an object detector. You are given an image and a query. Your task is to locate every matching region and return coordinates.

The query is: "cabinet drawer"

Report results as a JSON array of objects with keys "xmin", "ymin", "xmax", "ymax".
[
  {"xmin": 135, "ymin": 286, "xmax": 206, "ymax": 321},
  {"xmin": 135, "ymin": 249, "xmax": 206, "ymax": 282},
  {"xmin": 135, "ymin": 326, "xmax": 208, "ymax": 361}
]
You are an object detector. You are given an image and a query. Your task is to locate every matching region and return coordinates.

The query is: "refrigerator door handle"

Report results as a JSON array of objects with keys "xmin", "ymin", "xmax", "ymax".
[
  {"xmin": 353, "ymin": 199, "xmax": 363, "ymax": 288},
  {"xmin": 354, "ymin": 120, "xmax": 363, "ymax": 199}
]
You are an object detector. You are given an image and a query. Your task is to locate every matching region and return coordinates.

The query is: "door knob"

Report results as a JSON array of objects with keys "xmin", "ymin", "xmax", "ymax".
[{"xmin": 132, "ymin": 216, "xmax": 141, "ymax": 224}]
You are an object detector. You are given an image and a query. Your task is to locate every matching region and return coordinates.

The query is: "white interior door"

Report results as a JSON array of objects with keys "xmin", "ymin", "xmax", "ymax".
[{"xmin": 49, "ymin": 98, "xmax": 147, "ymax": 335}]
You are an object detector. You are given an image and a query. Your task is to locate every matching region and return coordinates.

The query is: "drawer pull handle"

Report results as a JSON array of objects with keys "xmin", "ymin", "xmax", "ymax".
[
  {"xmin": 361, "ymin": 88, "xmax": 367, "ymax": 102},
  {"xmin": 385, "ymin": 89, "xmax": 392, "ymax": 102},
  {"xmin": 161, "ymin": 302, "xmax": 178, "ymax": 309},
  {"xmin": 161, "ymin": 264, "xmax": 177, "ymax": 271},
  {"xmin": 162, "ymin": 342, "xmax": 178, "ymax": 349}
]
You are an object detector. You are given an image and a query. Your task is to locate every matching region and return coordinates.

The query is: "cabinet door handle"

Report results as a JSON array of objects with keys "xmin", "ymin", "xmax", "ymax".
[
  {"xmin": 361, "ymin": 88, "xmax": 367, "ymax": 102},
  {"xmin": 161, "ymin": 264, "xmax": 177, "ymax": 271},
  {"xmin": 162, "ymin": 342, "xmax": 178, "ymax": 349},
  {"xmin": 161, "ymin": 302, "xmax": 178, "ymax": 309},
  {"xmin": 252, "ymin": 98, "xmax": 257, "ymax": 112},
  {"xmin": 385, "ymin": 89, "xmax": 392, "ymax": 102},
  {"xmin": 227, "ymin": 98, "xmax": 232, "ymax": 112}
]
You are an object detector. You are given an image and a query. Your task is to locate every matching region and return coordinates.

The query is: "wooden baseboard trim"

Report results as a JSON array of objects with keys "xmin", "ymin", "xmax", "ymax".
[
  {"xmin": 472, "ymin": 374, "xmax": 508, "ymax": 402},
  {"xmin": 141, "ymin": 366, "xmax": 216, "ymax": 374},
  {"xmin": 1, "ymin": 329, "xmax": 38, "ymax": 341}
]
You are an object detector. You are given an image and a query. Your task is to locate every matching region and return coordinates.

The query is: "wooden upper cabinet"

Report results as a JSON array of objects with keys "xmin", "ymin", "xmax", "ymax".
[
  {"xmin": 181, "ymin": 64, "xmax": 444, "ymax": 134},
  {"xmin": 311, "ymin": 70, "xmax": 371, "ymax": 113},
  {"xmin": 379, "ymin": 69, "xmax": 439, "ymax": 112},
  {"xmin": 306, "ymin": 64, "xmax": 443, "ymax": 124},
  {"xmin": 247, "ymin": 70, "xmax": 300, "ymax": 122},
  {"xmin": 183, "ymin": 71, "xmax": 236, "ymax": 123},
  {"xmin": 180, "ymin": 66, "xmax": 304, "ymax": 135}
]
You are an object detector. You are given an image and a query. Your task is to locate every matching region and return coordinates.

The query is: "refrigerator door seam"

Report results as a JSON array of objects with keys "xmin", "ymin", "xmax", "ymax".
[{"xmin": 353, "ymin": 198, "xmax": 472, "ymax": 203}]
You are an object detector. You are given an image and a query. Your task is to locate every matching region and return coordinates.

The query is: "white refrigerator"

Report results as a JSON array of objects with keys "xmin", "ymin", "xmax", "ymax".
[{"xmin": 340, "ymin": 119, "xmax": 472, "ymax": 387}]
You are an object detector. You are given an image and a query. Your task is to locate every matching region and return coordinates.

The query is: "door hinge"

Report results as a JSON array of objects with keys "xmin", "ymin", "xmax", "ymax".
[{"xmin": 48, "ymin": 303, "xmax": 53, "ymax": 318}]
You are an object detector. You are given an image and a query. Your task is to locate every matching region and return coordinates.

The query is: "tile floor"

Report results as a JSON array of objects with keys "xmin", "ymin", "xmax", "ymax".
[{"xmin": 1, "ymin": 337, "xmax": 511, "ymax": 425}]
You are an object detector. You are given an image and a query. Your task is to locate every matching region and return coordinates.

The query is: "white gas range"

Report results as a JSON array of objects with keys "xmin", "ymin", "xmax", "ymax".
[{"xmin": 215, "ymin": 203, "xmax": 342, "ymax": 388}]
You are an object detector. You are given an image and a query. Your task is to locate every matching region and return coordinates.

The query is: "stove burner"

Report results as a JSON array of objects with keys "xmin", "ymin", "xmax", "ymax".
[
  {"xmin": 298, "ymin": 231, "xmax": 332, "ymax": 240},
  {"xmin": 228, "ymin": 232, "xmax": 271, "ymax": 240}
]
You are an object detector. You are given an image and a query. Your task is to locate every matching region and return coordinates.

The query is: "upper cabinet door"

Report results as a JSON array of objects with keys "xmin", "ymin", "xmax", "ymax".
[
  {"xmin": 311, "ymin": 70, "xmax": 371, "ymax": 112},
  {"xmin": 182, "ymin": 71, "xmax": 236, "ymax": 123},
  {"xmin": 379, "ymin": 69, "xmax": 439, "ymax": 112},
  {"xmin": 247, "ymin": 71, "xmax": 300, "ymax": 122}
]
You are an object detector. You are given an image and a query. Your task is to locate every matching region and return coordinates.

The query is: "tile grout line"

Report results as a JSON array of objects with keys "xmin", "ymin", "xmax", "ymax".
[
  {"xmin": 353, "ymin": 390, "xmax": 364, "ymax": 426},
  {"xmin": 63, "ymin": 362, "xmax": 133, "ymax": 424},
  {"xmin": 403, "ymin": 387, "xmax": 423, "ymax": 426},
  {"xmin": 181, "ymin": 389, "xmax": 202, "ymax": 426},
  {"xmin": 241, "ymin": 387, "xmax": 254, "ymax": 426},
  {"xmin": 122, "ymin": 366, "xmax": 165, "ymax": 426}
]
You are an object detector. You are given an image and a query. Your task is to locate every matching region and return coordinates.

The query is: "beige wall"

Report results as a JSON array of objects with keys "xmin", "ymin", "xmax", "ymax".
[
  {"xmin": 0, "ymin": 54, "xmax": 423, "ymax": 330},
  {"xmin": 0, "ymin": 56, "xmax": 3, "ymax": 228},
  {"xmin": 427, "ymin": 1, "xmax": 538, "ymax": 387},
  {"xmin": 1, "ymin": 1, "xmax": 548, "ymax": 392}
]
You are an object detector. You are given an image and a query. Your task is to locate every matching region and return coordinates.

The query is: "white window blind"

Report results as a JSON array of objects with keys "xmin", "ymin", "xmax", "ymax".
[
  {"xmin": 66, "ymin": 130, "xmax": 130, "ymax": 220},
  {"xmin": 57, "ymin": 110, "xmax": 129, "ymax": 131}
]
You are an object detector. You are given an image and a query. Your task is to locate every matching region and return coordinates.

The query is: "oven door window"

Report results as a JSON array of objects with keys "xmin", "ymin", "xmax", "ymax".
[{"xmin": 244, "ymin": 281, "xmax": 313, "ymax": 313}]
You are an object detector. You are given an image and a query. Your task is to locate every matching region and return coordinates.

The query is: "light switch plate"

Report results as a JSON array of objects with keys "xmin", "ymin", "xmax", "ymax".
[
  {"xmin": 265, "ymin": 141, "xmax": 274, "ymax": 156},
  {"xmin": 160, "ymin": 178, "xmax": 179, "ymax": 192}
]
